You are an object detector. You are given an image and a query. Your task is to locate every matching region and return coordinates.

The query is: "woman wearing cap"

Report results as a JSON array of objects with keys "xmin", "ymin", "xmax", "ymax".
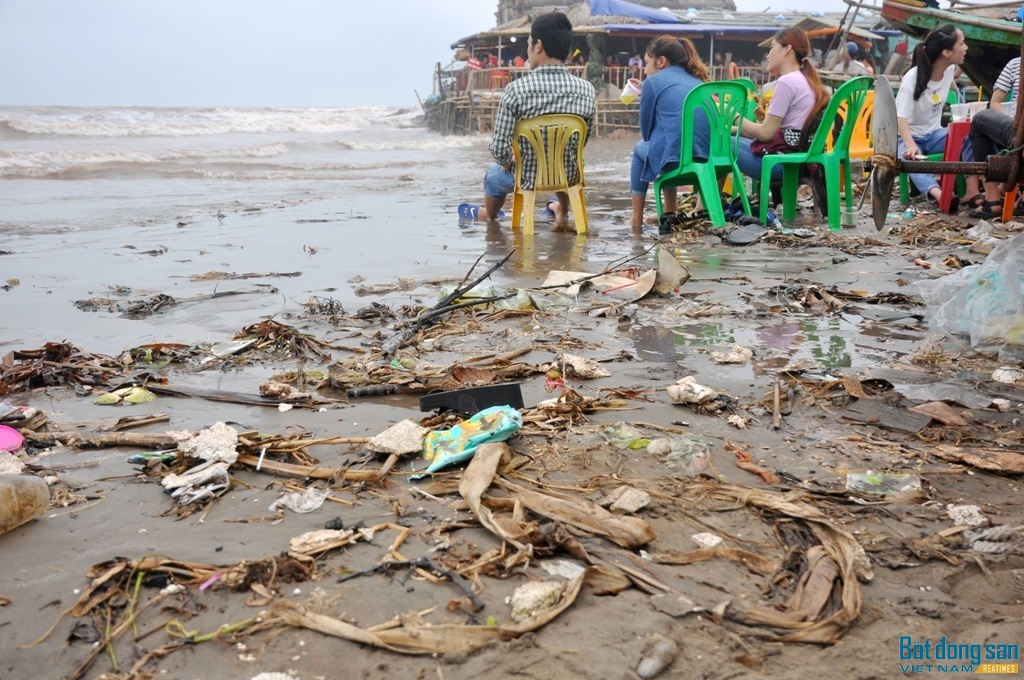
[
  {"xmin": 628, "ymin": 35, "xmax": 710, "ymax": 230},
  {"xmin": 895, "ymin": 23, "xmax": 967, "ymax": 209},
  {"xmin": 731, "ymin": 27, "xmax": 830, "ymax": 182}
]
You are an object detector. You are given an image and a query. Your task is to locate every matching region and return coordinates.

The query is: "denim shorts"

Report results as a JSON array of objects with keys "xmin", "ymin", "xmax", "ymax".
[{"xmin": 484, "ymin": 163, "xmax": 515, "ymax": 200}]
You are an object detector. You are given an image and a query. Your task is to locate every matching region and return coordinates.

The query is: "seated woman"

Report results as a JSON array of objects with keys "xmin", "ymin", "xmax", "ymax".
[
  {"xmin": 732, "ymin": 27, "xmax": 830, "ymax": 184},
  {"xmin": 966, "ymin": 55, "xmax": 1021, "ymax": 218},
  {"xmin": 895, "ymin": 23, "xmax": 967, "ymax": 208},
  {"xmin": 629, "ymin": 35, "xmax": 710, "ymax": 229}
]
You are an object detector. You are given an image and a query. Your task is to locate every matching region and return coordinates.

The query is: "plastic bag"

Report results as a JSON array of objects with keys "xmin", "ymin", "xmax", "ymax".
[
  {"xmin": 917, "ymin": 234, "xmax": 1024, "ymax": 350},
  {"xmin": 411, "ymin": 405, "xmax": 522, "ymax": 479}
]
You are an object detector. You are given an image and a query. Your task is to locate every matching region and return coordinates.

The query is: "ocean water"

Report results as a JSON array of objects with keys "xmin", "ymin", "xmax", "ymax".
[
  {"xmin": 0, "ymin": 106, "xmax": 640, "ymax": 352},
  {"xmin": 0, "ymin": 105, "xmax": 491, "ymax": 233}
]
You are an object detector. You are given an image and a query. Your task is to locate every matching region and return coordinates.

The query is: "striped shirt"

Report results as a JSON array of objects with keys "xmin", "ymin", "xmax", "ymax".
[
  {"xmin": 994, "ymin": 57, "xmax": 1020, "ymax": 101},
  {"xmin": 488, "ymin": 64, "xmax": 596, "ymax": 189}
]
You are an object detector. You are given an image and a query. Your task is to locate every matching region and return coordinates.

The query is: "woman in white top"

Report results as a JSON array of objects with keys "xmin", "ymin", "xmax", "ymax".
[{"xmin": 896, "ymin": 24, "xmax": 967, "ymax": 206}]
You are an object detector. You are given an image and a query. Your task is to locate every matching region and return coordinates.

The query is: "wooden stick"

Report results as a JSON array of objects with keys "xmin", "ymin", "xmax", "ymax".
[
  {"xmin": 236, "ymin": 454, "xmax": 380, "ymax": 482},
  {"xmin": 24, "ymin": 431, "xmax": 177, "ymax": 449},
  {"xmin": 773, "ymin": 374, "xmax": 782, "ymax": 430}
]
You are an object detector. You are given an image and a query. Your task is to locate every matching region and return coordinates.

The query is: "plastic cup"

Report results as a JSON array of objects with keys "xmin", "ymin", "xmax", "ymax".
[
  {"xmin": 950, "ymin": 103, "xmax": 970, "ymax": 122},
  {"xmin": 619, "ymin": 78, "xmax": 642, "ymax": 105}
]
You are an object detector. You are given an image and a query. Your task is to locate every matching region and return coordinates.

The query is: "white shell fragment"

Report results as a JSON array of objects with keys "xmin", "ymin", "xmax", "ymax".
[
  {"xmin": 368, "ymin": 419, "xmax": 429, "ymax": 455},
  {"xmin": 169, "ymin": 421, "xmax": 239, "ymax": 464},
  {"xmin": 559, "ymin": 353, "xmax": 611, "ymax": 379},
  {"xmin": 710, "ymin": 344, "xmax": 753, "ymax": 365},
  {"xmin": 667, "ymin": 376, "xmax": 719, "ymax": 405},
  {"xmin": 726, "ymin": 414, "xmax": 747, "ymax": 429},
  {"xmin": 509, "ymin": 581, "xmax": 565, "ymax": 623}
]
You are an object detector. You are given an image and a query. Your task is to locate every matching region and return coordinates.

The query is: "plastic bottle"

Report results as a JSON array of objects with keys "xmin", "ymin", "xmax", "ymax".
[
  {"xmin": 637, "ymin": 637, "xmax": 679, "ymax": 679},
  {"xmin": 0, "ymin": 475, "xmax": 49, "ymax": 535}
]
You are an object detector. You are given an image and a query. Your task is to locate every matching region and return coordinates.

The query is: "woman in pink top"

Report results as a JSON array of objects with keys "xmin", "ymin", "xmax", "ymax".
[{"xmin": 732, "ymin": 28, "xmax": 830, "ymax": 182}]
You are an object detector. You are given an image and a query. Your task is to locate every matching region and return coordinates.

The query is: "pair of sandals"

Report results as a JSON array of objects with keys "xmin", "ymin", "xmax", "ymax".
[{"xmin": 966, "ymin": 193, "xmax": 1024, "ymax": 220}]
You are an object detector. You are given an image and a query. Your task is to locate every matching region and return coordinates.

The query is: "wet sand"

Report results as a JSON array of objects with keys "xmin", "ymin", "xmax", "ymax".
[{"xmin": 2, "ymin": 135, "xmax": 1024, "ymax": 679}]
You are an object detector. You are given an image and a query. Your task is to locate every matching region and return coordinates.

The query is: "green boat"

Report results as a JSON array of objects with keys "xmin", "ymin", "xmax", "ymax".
[{"xmin": 882, "ymin": 0, "xmax": 1022, "ymax": 94}]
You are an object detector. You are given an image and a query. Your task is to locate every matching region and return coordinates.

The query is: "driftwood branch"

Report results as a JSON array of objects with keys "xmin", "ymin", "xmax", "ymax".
[{"xmin": 382, "ymin": 250, "xmax": 514, "ymax": 357}]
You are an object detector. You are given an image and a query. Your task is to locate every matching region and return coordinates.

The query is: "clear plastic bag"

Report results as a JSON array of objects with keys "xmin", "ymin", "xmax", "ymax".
[{"xmin": 917, "ymin": 234, "xmax": 1024, "ymax": 350}]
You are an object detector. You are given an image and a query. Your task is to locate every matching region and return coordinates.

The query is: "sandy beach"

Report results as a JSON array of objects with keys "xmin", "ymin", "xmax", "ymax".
[{"xmin": 1, "ymin": 106, "xmax": 1023, "ymax": 680}]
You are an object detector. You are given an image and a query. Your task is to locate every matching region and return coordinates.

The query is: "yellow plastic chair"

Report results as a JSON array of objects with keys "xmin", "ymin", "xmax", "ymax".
[
  {"xmin": 847, "ymin": 90, "xmax": 874, "ymax": 161},
  {"xmin": 511, "ymin": 114, "xmax": 588, "ymax": 235}
]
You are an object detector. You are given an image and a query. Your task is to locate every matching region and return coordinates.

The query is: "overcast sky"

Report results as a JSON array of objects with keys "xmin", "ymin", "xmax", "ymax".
[{"xmin": 0, "ymin": 0, "xmax": 852, "ymax": 108}]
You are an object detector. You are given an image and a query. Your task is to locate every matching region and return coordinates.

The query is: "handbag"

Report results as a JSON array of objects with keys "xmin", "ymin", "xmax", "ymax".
[{"xmin": 750, "ymin": 127, "xmax": 801, "ymax": 157}]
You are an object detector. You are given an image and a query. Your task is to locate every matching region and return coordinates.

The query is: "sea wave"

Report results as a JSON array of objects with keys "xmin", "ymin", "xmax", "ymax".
[
  {"xmin": 0, "ymin": 105, "xmax": 423, "ymax": 138},
  {"xmin": 0, "ymin": 144, "xmax": 288, "ymax": 176}
]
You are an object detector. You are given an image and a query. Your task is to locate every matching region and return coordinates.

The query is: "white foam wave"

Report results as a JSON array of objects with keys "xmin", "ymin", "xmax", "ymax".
[
  {"xmin": 0, "ymin": 144, "xmax": 287, "ymax": 175},
  {"xmin": 335, "ymin": 136, "xmax": 477, "ymax": 151},
  {"xmin": 1, "ymin": 106, "xmax": 419, "ymax": 138}
]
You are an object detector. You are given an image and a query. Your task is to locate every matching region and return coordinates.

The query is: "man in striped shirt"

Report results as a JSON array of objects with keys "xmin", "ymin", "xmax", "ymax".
[
  {"xmin": 966, "ymin": 57, "xmax": 1021, "ymax": 218},
  {"xmin": 479, "ymin": 12, "xmax": 596, "ymax": 229}
]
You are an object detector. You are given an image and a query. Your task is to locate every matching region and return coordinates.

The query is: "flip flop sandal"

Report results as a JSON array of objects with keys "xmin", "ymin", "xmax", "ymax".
[
  {"xmin": 969, "ymin": 200, "xmax": 1002, "ymax": 220},
  {"xmin": 658, "ymin": 213, "xmax": 682, "ymax": 235}
]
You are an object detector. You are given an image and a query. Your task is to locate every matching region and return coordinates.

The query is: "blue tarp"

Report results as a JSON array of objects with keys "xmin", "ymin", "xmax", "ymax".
[{"xmin": 589, "ymin": 0, "xmax": 677, "ymax": 24}]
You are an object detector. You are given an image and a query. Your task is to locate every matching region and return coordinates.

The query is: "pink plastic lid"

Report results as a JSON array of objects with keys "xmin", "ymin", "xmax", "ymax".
[{"xmin": 0, "ymin": 424, "xmax": 24, "ymax": 452}]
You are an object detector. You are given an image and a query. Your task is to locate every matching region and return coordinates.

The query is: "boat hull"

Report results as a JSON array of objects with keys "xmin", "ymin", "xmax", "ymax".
[{"xmin": 882, "ymin": 0, "xmax": 1022, "ymax": 94}]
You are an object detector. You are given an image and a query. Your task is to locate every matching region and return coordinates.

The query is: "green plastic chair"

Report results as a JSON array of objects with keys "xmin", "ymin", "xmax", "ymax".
[
  {"xmin": 654, "ymin": 80, "xmax": 751, "ymax": 227},
  {"xmin": 898, "ymin": 87, "xmax": 963, "ymax": 202},
  {"xmin": 758, "ymin": 75, "xmax": 873, "ymax": 231}
]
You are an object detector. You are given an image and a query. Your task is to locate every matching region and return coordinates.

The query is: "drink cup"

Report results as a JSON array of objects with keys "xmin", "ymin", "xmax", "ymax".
[
  {"xmin": 620, "ymin": 78, "xmax": 642, "ymax": 105},
  {"xmin": 950, "ymin": 103, "xmax": 970, "ymax": 122}
]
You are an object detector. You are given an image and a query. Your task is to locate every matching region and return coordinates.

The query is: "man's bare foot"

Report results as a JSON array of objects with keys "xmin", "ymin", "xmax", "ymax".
[{"xmin": 548, "ymin": 201, "xmax": 570, "ymax": 231}]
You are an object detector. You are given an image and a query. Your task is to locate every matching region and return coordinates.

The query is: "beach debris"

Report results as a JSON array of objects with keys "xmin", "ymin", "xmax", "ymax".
[
  {"xmin": 963, "ymin": 525, "xmax": 1024, "ymax": 554},
  {"xmin": 170, "ymin": 422, "xmax": 238, "ymax": 464},
  {"xmin": 600, "ymin": 422, "xmax": 649, "ymax": 449},
  {"xmin": 654, "ymin": 245, "xmax": 690, "ymax": 294},
  {"xmin": 460, "ymin": 443, "xmax": 655, "ymax": 550},
  {"xmin": 667, "ymin": 376, "xmax": 719, "ymax": 405},
  {"xmin": 599, "ymin": 485, "xmax": 651, "ymax": 514},
  {"xmin": 0, "ymin": 424, "xmax": 24, "ymax": 454},
  {"xmin": 992, "ymin": 366, "xmax": 1024, "ymax": 387},
  {"xmin": 0, "ymin": 342, "xmax": 124, "ymax": 397},
  {"xmin": 844, "ymin": 471, "xmax": 921, "ymax": 496},
  {"xmin": 509, "ymin": 581, "xmax": 565, "ymax": 622},
  {"xmin": 636, "ymin": 636, "xmax": 679, "ymax": 679},
  {"xmin": 930, "ymin": 444, "xmax": 1024, "ymax": 475},
  {"xmin": 412, "ymin": 405, "xmax": 522, "ymax": 479},
  {"xmin": 233, "ymin": 319, "xmax": 335, "ymax": 362},
  {"xmin": 269, "ymin": 486, "xmax": 330, "ymax": 514},
  {"xmin": 0, "ymin": 475, "xmax": 49, "ymax": 535},
  {"xmin": 92, "ymin": 385, "xmax": 156, "ymax": 405},
  {"xmin": 650, "ymin": 593, "xmax": 697, "ymax": 618},
  {"xmin": 726, "ymin": 441, "xmax": 780, "ymax": 485},
  {"xmin": 906, "ymin": 401, "xmax": 967, "ymax": 426},
  {"xmin": 0, "ymin": 452, "xmax": 24, "ymax": 475},
  {"xmin": 726, "ymin": 414, "xmax": 748, "ymax": 429},
  {"xmin": 946, "ymin": 504, "xmax": 987, "ymax": 527},
  {"xmin": 557, "ymin": 353, "xmax": 610, "ymax": 379},
  {"xmin": 710, "ymin": 344, "xmax": 753, "ymax": 365},
  {"xmin": 690, "ymin": 532, "xmax": 724, "ymax": 549},
  {"xmin": 647, "ymin": 434, "xmax": 710, "ymax": 477},
  {"xmin": 258, "ymin": 381, "xmax": 311, "ymax": 402},
  {"xmin": 419, "ymin": 382, "xmax": 524, "ymax": 414},
  {"xmin": 368, "ymin": 419, "xmax": 429, "ymax": 455}
]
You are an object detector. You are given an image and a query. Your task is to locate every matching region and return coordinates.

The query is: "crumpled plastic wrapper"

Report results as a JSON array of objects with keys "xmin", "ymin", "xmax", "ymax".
[
  {"xmin": 368, "ymin": 419, "xmax": 428, "ymax": 455},
  {"xmin": 169, "ymin": 421, "xmax": 239, "ymax": 464},
  {"xmin": 667, "ymin": 376, "xmax": 719, "ymax": 404},
  {"xmin": 162, "ymin": 460, "xmax": 230, "ymax": 504},
  {"xmin": 509, "ymin": 581, "xmax": 565, "ymax": 623},
  {"xmin": 269, "ymin": 486, "xmax": 330, "ymax": 514},
  {"xmin": 0, "ymin": 452, "xmax": 26, "ymax": 475}
]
